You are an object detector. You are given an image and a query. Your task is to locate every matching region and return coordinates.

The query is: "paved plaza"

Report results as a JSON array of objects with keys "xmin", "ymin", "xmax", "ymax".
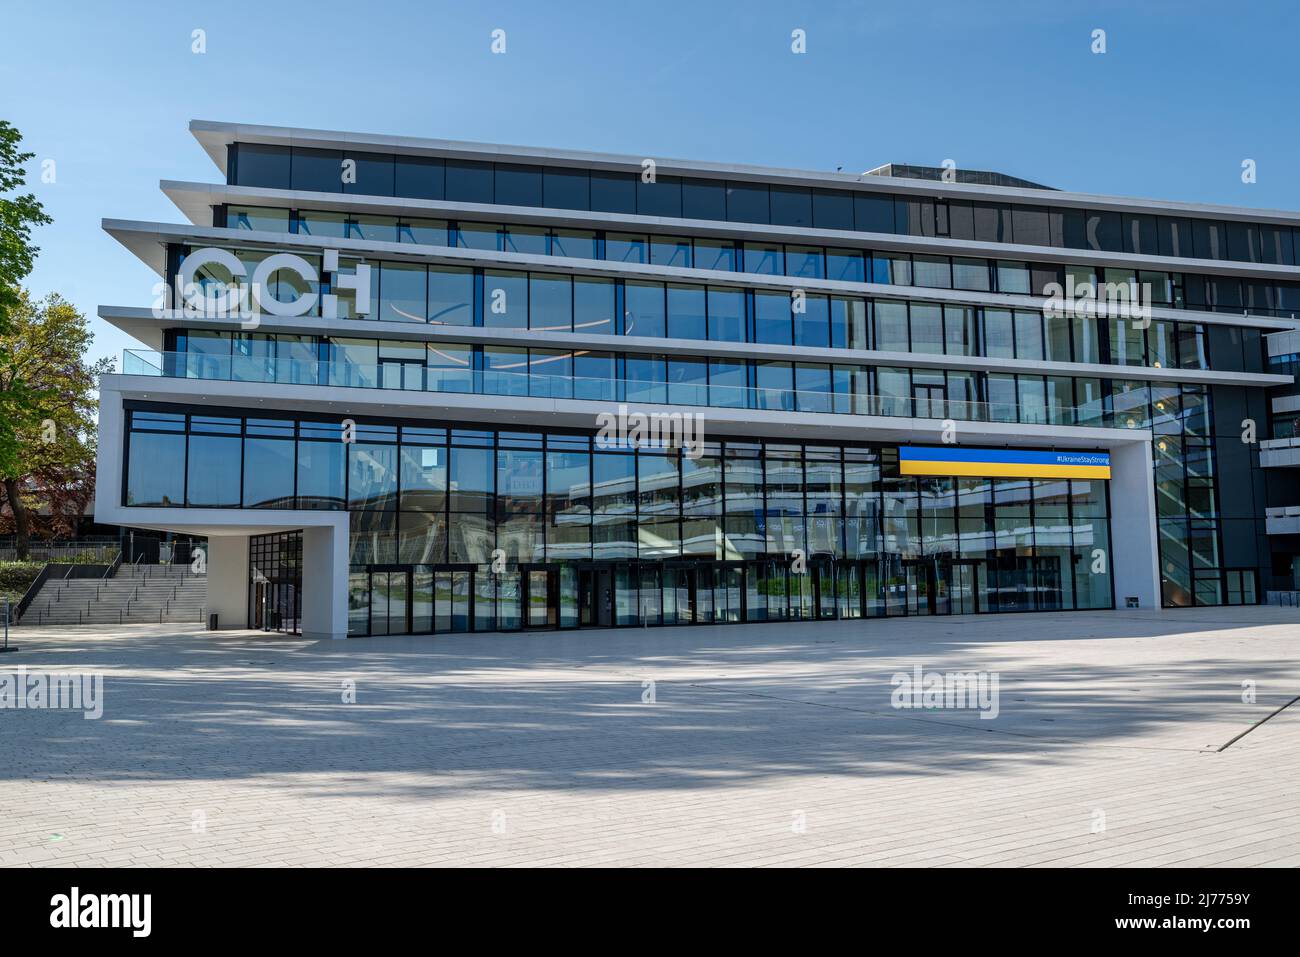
[{"xmin": 2, "ymin": 607, "xmax": 1299, "ymax": 867}]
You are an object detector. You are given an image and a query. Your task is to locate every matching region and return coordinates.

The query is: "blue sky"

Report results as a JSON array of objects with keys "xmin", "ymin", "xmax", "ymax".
[{"xmin": 3, "ymin": 0, "xmax": 1299, "ymax": 367}]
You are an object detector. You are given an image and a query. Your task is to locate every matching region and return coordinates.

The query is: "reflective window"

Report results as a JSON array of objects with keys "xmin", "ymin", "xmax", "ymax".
[
  {"xmin": 573, "ymin": 276, "xmax": 616, "ymax": 335},
  {"xmin": 996, "ymin": 261, "xmax": 1031, "ymax": 295},
  {"xmin": 695, "ymin": 239, "xmax": 738, "ymax": 272},
  {"xmin": 913, "ymin": 255, "xmax": 951, "ymax": 289},
  {"xmin": 952, "ymin": 258, "xmax": 990, "ymax": 291},
  {"xmin": 786, "ymin": 246, "xmax": 824, "ymax": 279},
  {"xmin": 426, "ymin": 342, "xmax": 474, "ymax": 393},
  {"xmin": 348, "ymin": 215, "xmax": 398, "ymax": 244},
  {"xmin": 623, "ymin": 281, "xmax": 665, "ymax": 338},
  {"xmin": 826, "ymin": 248, "xmax": 865, "ymax": 282},
  {"xmin": 708, "ymin": 360, "xmax": 747, "ymax": 408},
  {"xmin": 651, "ymin": 236, "xmax": 693, "ymax": 268},
  {"xmin": 944, "ymin": 305, "xmax": 977, "ymax": 356},
  {"xmin": 754, "ymin": 290, "xmax": 792, "ymax": 345},
  {"xmin": 606, "ymin": 233, "xmax": 648, "ymax": 264},
  {"xmin": 874, "ymin": 300, "xmax": 909, "ymax": 352},
  {"xmin": 455, "ymin": 222, "xmax": 501, "ymax": 251},
  {"xmin": 483, "ymin": 346, "xmax": 529, "ymax": 395},
  {"xmin": 328, "ymin": 338, "xmax": 378, "ymax": 388},
  {"xmin": 755, "ymin": 361, "xmax": 794, "ymax": 411},
  {"xmin": 743, "ymin": 242, "xmax": 784, "ymax": 275},
  {"xmin": 449, "ymin": 447, "xmax": 494, "ymax": 511},
  {"xmin": 228, "ymin": 205, "xmax": 290, "ymax": 233},
  {"xmin": 503, "ymin": 226, "xmax": 548, "ymax": 256},
  {"xmin": 831, "ymin": 297, "xmax": 868, "ymax": 350},
  {"xmin": 127, "ymin": 431, "xmax": 185, "ymax": 506},
  {"xmin": 1014, "ymin": 310, "xmax": 1044, "ymax": 360},
  {"xmin": 398, "ymin": 218, "xmax": 447, "ymax": 246},
  {"xmin": 243, "ymin": 426, "xmax": 295, "ymax": 508},
  {"xmin": 667, "ymin": 284, "xmax": 706, "ymax": 340},
  {"xmin": 483, "ymin": 270, "xmax": 527, "ymax": 329},
  {"xmin": 668, "ymin": 357, "xmax": 708, "ymax": 405},
  {"xmin": 550, "ymin": 229, "xmax": 598, "ymax": 259},
  {"xmin": 296, "ymin": 433, "xmax": 345, "ymax": 510},
  {"xmin": 297, "ymin": 210, "xmax": 347, "ymax": 238},
  {"xmin": 795, "ymin": 364, "xmax": 833, "ymax": 412},
  {"xmin": 707, "ymin": 286, "xmax": 745, "ymax": 343},
  {"xmin": 349, "ymin": 442, "xmax": 399, "ymax": 509},
  {"xmin": 794, "ymin": 294, "xmax": 830, "ymax": 348},
  {"xmin": 529, "ymin": 274, "xmax": 572, "ymax": 331},
  {"xmin": 379, "ymin": 262, "xmax": 427, "ymax": 323},
  {"xmin": 427, "ymin": 266, "xmax": 473, "ymax": 327},
  {"xmin": 625, "ymin": 355, "xmax": 667, "ymax": 403},
  {"xmin": 909, "ymin": 303, "xmax": 944, "ymax": 355}
]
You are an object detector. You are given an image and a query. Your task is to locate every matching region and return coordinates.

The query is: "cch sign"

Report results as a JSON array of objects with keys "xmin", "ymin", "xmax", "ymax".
[{"xmin": 156, "ymin": 247, "xmax": 370, "ymax": 321}]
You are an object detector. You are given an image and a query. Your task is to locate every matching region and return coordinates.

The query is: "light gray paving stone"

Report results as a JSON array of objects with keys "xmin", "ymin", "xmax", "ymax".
[{"xmin": 2, "ymin": 608, "xmax": 1299, "ymax": 866}]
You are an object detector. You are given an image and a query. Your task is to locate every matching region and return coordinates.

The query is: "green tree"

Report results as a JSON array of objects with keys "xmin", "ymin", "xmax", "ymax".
[
  {"xmin": 0, "ymin": 292, "xmax": 110, "ymax": 558},
  {"xmin": 0, "ymin": 121, "xmax": 51, "ymax": 481}
]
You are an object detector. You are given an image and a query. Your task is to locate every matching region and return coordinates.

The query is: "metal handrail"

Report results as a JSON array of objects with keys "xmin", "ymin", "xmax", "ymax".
[{"xmin": 103, "ymin": 549, "xmax": 124, "ymax": 581}]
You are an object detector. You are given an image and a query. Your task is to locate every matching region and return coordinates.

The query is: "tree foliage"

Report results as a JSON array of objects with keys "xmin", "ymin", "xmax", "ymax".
[
  {"xmin": 0, "ymin": 292, "xmax": 111, "ymax": 552},
  {"xmin": 0, "ymin": 120, "xmax": 50, "ymax": 333},
  {"xmin": 0, "ymin": 120, "xmax": 52, "ymax": 483}
]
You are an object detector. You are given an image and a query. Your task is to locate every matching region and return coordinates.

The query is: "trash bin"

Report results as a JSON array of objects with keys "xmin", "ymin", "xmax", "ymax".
[{"xmin": 207, "ymin": 612, "xmax": 219, "ymax": 630}]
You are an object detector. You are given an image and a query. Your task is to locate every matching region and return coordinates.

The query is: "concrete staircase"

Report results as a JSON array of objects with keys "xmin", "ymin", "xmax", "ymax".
[{"xmin": 21, "ymin": 565, "xmax": 208, "ymax": 626}]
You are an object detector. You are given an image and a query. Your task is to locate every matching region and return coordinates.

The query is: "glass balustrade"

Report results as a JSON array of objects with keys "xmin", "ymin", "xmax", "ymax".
[{"xmin": 123, "ymin": 348, "xmax": 1135, "ymax": 428}]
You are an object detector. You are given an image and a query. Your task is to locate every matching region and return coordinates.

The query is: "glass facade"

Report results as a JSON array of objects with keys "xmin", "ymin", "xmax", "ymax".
[
  {"xmin": 214, "ymin": 208, "xmax": 1300, "ymax": 322},
  {"xmin": 107, "ymin": 133, "xmax": 1284, "ymax": 627},
  {"xmin": 227, "ymin": 147, "xmax": 1300, "ymax": 273},
  {"xmin": 124, "ymin": 405, "xmax": 1115, "ymax": 634},
  {"xmin": 248, "ymin": 531, "xmax": 303, "ymax": 634}
]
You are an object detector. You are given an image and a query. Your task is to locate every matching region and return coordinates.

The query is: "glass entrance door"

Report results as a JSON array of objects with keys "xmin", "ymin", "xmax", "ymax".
[
  {"xmin": 694, "ymin": 565, "xmax": 714, "ymax": 623},
  {"xmin": 903, "ymin": 559, "xmax": 934, "ymax": 615},
  {"xmin": 836, "ymin": 561, "xmax": 862, "ymax": 619},
  {"xmin": 718, "ymin": 564, "xmax": 743, "ymax": 622},
  {"xmin": 578, "ymin": 565, "xmax": 615, "ymax": 627},
  {"xmin": 812, "ymin": 561, "xmax": 838, "ymax": 619},
  {"xmin": 369, "ymin": 569, "xmax": 411, "ymax": 635},
  {"xmin": 663, "ymin": 564, "xmax": 694, "ymax": 625},
  {"xmin": 1032, "ymin": 555, "xmax": 1064, "ymax": 610},
  {"xmin": 947, "ymin": 560, "xmax": 982, "ymax": 615},
  {"xmin": 520, "ymin": 565, "xmax": 557, "ymax": 629},
  {"xmin": 431, "ymin": 567, "xmax": 473, "ymax": 633},
  {"xmin": 990, "ymin": 552, "xmax": 1032, "ymax": 612}
]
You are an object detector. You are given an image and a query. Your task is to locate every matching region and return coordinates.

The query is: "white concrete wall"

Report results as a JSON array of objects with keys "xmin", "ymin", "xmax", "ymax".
[
  {"xmin": 206, "ymin": 535, "xmax": 249, "ymax": 628},
  {"xmin": 302, "ymin": 525, "xmax": 350, "ymax": 640},
  {"xmin": 1107, "ymin": 440, "xmax": 1162, "ymax": 609}
]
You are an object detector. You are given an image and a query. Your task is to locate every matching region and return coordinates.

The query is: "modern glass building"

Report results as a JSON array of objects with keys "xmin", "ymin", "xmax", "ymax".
[{"xmin": 94, "ymin": 121, "xmax": 1294, "ymax": 638}]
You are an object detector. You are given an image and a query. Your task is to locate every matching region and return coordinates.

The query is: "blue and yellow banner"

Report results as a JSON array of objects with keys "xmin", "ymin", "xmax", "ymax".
[{"xmin": 898, "ymin": 446, "xmax": 1111, "ymax": 480}]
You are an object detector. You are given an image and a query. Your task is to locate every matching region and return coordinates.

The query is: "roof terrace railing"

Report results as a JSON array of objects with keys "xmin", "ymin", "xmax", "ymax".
[{"xmin": 121, "ymin": 349, "xmax": 1142, "ymax": 429}]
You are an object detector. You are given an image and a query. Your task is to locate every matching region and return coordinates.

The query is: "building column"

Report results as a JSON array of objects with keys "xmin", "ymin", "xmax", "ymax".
[
  {"xmin": 1107, "ymin": 440, "xmax": 1162, "ymax": 609},
  {"xmin": 301, "ymin": 524, "xmax": 350, "ymax": 639},
  {"xmin": 206, "ymin": 534, "xmax": 250, "ymax": 629}
]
